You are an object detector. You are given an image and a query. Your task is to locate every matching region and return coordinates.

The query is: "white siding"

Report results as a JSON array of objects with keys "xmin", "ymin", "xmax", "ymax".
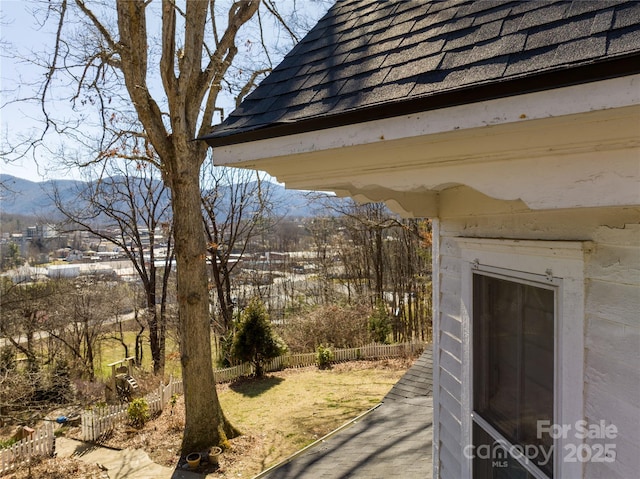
[
  {"xmin": 433, "ymin": 199, "xmax": 640, "ymax": 479},
  {"xmin": 433, "ymin": 226, "xmax": 465, "ymax": 478},
  {"xmin": 583, "ymin": 224, "xmax": 640, "ymax": 479}
]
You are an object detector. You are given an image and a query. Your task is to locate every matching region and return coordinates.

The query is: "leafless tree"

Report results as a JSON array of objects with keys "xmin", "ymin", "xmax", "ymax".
[
  {"xmin": 305, "ymin": 216, "xmax": 341, "ymax": 305},
  {"xmin": 53, "ymin": 160, "xmax": 174, "ymax": 374},
  {"xmin": 272, "ymin": 218, "xmax": 304, "ymax": 252},
  {"xmin": 201, "ymin": 165, "xmax": 274, "ymax": 338},
  {"xmin": 101, "ymin": 281, "xmax": 142, "ymax": 362},
  {"xmin": 44, "ymin": 278, "xmax": 116, "ymax": 381},
  {"xmin": 2, "ymin": 0, "xmax": 328, "ymax": 453},
  {"xmin": 0, "ymin": 278, "xmax": 78, "ymax": 422},
  {"xmin": 318, "ymin": 201, "xmax": 400, "ymax": 304},
  {"xmin": 0, "ymin": 278, "xmax": 58, "ymax": 372},
  {"xmin": 385, "ymin": 218, "xmax": 432, "ymax": 341},
  {"xmin": 316, "ymin": 198, "xmax": 432, "ymax": 340}
]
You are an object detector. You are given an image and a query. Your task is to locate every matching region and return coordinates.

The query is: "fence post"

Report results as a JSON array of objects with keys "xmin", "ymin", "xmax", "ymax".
[
  {"xmin": 47, "ymin": 421, "xmax": 54, "ymax": 455},
  {"xmin": 0, "ymin": 423, "xmax": 57, "ymax": 475}
]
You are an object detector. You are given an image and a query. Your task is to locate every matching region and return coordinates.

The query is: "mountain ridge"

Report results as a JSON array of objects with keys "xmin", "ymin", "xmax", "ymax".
[{"xmin": 0, "ymin": 174, "xmax": 318, "ymax": 219}]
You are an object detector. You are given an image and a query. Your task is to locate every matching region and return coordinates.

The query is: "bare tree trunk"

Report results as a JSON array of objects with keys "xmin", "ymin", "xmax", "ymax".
[
  {"xmin": 210, "ymin": 254, "xmax": 234, "ymax": 332},
  {"xmin": 115, "ymin": 318, "xmax": 130, "ymax": 359},
  {"xmin": 170, "ymin": 165, "xmax": 238, "ymax": 452},
  {"xmin": 134, "ymin": 309, "xmax": 145, "ymax": 366},
  {"xmin": 374, "ymin": 228, "xmax": 384, "ymax": 303},
  {"xmin": 82, "ymin": 317, "xmax": 95, "ymax": 381},
  {"xmin": 147, "ymin": 239, "xmax": 161, "ymax": 375},
  {"xmin": 158, "ymin": 285, "xmax": 169, "ymax": 373}
]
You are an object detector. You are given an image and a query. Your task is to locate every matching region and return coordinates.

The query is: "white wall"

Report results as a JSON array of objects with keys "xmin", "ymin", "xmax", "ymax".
[
  {"xmin": 583, "ymin": 222, "xmax": 640, "ymax": 479},
  {"xmin": 433, "ymin": 192, "xmax": 640, "ymax": 479}
]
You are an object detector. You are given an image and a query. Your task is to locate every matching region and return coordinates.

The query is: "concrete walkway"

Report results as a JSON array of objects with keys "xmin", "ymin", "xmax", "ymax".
[
  {"xmin": 55, "ymin": 437, "xmax": 201, "ymax": 479},
  {"xmin": 257, "ymin": 348, "xmax": 434, "ymax": 479}
]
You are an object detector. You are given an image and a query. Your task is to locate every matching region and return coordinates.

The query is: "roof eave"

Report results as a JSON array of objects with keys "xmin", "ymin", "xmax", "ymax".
[{"xmin": 202, "ymin": 52, "xmax": 640, "ymax": 148}]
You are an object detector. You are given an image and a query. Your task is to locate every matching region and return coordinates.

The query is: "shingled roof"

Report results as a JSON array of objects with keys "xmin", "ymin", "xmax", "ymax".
[{"xmin": 203, "ymin": 0, "xmax": 640, "ymax": 147}]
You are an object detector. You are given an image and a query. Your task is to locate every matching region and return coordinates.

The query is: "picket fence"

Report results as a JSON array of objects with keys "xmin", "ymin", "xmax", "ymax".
[
  {"xmin": 0, "ymin": 422, "xmax": 55, "ymax": 475},
  {"xmin": 80, "ymin": 340, "xmax": 424, "ymax": 442},
  {"xmin": 1, "ymin": 341, "xmax": 425, "ymax": 473},
  {"xmin": 81, "ymin": 375, "xmax": 183, "ymax": 441},
  {"xmin": 215, "ymin": 340, "xmax": 426, "ymax": 383}
]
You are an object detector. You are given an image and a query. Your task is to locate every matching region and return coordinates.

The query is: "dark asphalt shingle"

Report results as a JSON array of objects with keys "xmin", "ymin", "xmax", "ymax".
[
  {"xmin": 613, "ymin": 1, "xmax": 640, "ymax": 29},
  {"xmin": 517, "ymin": 2, "xmax": 571, "ymax": 30},
  {"xmin": 609, "ymin": 25, "xmax": 640, "ymax": 54},
  {"xmin": 554, "ymin": 34, "xmax": 608, "ymax": 63},
  {"xmin": 525, "ymin": 16, "xmax": 595, "ymax": 49},
  {"xmin": 204, "ymin": 0, "xmax": 640, "ymax": 145},
  {"xmin": 384, "ymin": 54, "xmax": 444, "ymax": 84},
  {"xmin": 382, "ymin": 40, "xmax": 445, "ymax": 68},
  {"xmin": 591, "ymin": 9, "xmax": 616, "ymax": 34},
  {"xmin": 383, "ymin": 348, "xmax": 433, "ymax": 403}
]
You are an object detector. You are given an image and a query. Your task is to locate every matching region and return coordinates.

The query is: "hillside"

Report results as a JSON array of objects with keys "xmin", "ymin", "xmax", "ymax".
[
  {"xmin": 0, "ymin": 174, "xmax": 321, "ymax": 219},
  {"xmin": 0, "ymin": 175, "xmax": 83, "ymax": 218}
]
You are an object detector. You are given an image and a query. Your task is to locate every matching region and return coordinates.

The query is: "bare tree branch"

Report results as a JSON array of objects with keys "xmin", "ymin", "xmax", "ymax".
[{"xmin": 235, "ymin": 67, "xmax": 270, "ymax": 106}]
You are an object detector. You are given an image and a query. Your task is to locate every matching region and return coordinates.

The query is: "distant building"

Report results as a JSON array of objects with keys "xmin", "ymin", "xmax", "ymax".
[{"xmin": 47, "ymin": 264, "xmax": 80, "ymax": 279}]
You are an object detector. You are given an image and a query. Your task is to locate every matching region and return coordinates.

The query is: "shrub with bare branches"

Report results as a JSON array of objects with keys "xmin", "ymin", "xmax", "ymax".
[{"xmin": 279, "ymin": 304, "xmax": 372, "ymax": 353}]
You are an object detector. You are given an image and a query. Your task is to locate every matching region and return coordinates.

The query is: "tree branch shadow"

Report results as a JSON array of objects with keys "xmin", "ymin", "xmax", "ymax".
[{"xmin": 229, "ymin": 375, "xmax": 285, "ymax": 397}]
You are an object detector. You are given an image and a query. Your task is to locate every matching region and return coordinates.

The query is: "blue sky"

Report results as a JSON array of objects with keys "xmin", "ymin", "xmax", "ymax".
[
  {"xmin": 1, "ymin": 1, "xmax": 60, "ymax": 181},
  {"xmin": 1, "ymin": 1, "xmax": 329, "ymax": 183}
]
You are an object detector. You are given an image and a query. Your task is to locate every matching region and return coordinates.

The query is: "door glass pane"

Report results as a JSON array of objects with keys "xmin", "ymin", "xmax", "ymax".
[
  {"xmin": 473, "ymin": 422, "xmax": 537, "ymax": 479},
  {"xmin": 473, "ymin": 274, "xmax": 554, "ymax": 478}
]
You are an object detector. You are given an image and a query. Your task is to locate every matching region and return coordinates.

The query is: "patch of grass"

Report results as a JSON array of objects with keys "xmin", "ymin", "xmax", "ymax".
[
  {"xmin": 96, "ymin": 330, "xmax": 219, "ymax": 379},
  {"xmin": 97, "ymin": 331, "xmax": 185, "ymax": 378},
  {"xmin": 97, "ymin": 332, "xmax": 155, "ymax": 378},
  {"xmin": 217, "ymin": 359, "xmax": 412, "ymax": 475},
  {"xmin": 230, "ymin": 376, "xmax": 285, "ymax": 398}
]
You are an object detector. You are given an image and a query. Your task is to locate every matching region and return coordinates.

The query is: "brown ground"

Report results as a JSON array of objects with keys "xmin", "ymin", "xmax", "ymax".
[{"xmin": 3, "ymin": 358, "xmax": 414, "ymax": 479}]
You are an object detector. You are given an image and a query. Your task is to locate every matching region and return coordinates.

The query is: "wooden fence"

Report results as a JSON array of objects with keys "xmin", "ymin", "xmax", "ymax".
[
  {"xmin": 217, "ymin": 340, "xmax": 426, "ymax": 383},
  {"xmin": 81, "ymin": 375, "xmax": 183, "ymax": 441},
  {"xmin": 213, "ymin": 361, "xmax": 253, "ymax": 383},
  {"xmin": 81, "ymin": 341, "xmax": 424, "ymax": 442},
  {"xmin": 2, "ymin": 341, "xmax": 424, "ymax": 474},
  {"xmin": 0, "ymin": 422, "xmax": 55, "ymax": 475}
]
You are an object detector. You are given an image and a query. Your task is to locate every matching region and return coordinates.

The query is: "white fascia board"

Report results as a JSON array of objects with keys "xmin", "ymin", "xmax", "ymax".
[
  {"xmin": 213, "ymin": 75, "xmax": 640, "ymax": 166},
  {"xmin": 211, "ymin": 75, "xmax": 640, "ymax": 213}
]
